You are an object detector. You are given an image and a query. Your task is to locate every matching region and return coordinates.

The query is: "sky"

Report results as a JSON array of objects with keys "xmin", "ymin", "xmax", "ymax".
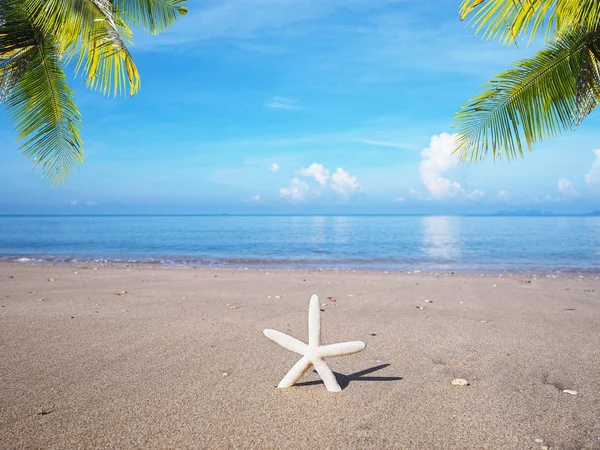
[{"xmin": 1, "ymin": 0, "xmax": 599, "ymax": 215}]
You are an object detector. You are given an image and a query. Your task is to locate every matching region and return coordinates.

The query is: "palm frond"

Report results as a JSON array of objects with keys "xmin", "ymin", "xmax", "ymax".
[
  {"xmin": 0, "ymin": 3, "xmax": 38, "ymax": 102},
  {"xmin": 575, "ymin": 35, "xmax": 600, "ymax": 125},
  {"xmin": 23, "ymin": 0, "xmax": 140, "ymax": 96},
  {"xmin": 454, "ymin": 29, "xmax": 600, "ymax": 162},
  {"xmin": 2, "ymin": 7, "xmax": 83, "ymax": 185},
  {"xmin": 115, "ymin": 0, "xmax": 187, "ymax": 35},
  {"xmin": 75, "ymin": 12, "xmax": 141, "ymax": 96},
  {"xmin": 459, "ymin": 0, "xmax": 600, "ymax": 45}
]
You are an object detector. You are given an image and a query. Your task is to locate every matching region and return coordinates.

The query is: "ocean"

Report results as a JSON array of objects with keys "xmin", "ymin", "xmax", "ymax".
[{"xmin": 1, "ymin": 215, "xmax": 599, "ymax": 274}]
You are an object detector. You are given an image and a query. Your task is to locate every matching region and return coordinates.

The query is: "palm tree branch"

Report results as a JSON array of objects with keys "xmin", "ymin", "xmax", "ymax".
[
  {"xmin": 459, "ymin": 0, "xmax": 600, "ymax": 45},
  {"xmin": 3, "ymin": 14, "xmax": 83, "ymax": 185},
  {"xmin": 455, "ymin": 29, "xmax": 600, "ymax": 162},
  {"xmin": 575, "ymin": 36, "xmax": 600, "ymax": 125},
  {"xmin": 1, "ymin": 2, "xmax": 38, "ymax": 106},
  {"xmin": 114, "ymin": 0, "xmax": 187, "ymax": 35},
  {"xmin": 23, "ymin": 0, "xmax": 140, "ymax": 96}
]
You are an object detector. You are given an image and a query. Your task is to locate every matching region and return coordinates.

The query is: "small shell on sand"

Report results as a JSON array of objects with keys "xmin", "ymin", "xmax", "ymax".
[
  {"xmin": 562, "ymin": 389, "xmax": 577, "ymax": 395},
  {"xmin": 451, "ymin": 379, "xmax": 469, "ymax": 387}
]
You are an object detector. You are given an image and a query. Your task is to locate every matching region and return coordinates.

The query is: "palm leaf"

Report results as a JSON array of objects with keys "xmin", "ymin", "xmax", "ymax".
[
  {"xmin": 455, "ymin": 29, "xmax": 600, "ymax": 162},
  {"xmin": 1, "ymin": 6, "xmax": 83, "ymax": 185},
  {"xmin": 23, "ymin": 0, "xmax": 140, "ymax": 96},
  {"xmin": 575, "ymin": 34, "xmax": 600, "ymax": 125},
  {"xmin": 115, "ymin": 0, "xmax": 187, "ymax": 35},
  {"xmin": 75, "ymin": 11, "xmax": 141, "ymax": 97},
  {"xmin": 0, "ymin": 4, "xmax": 38, "ymax": 102},
  {"xmin": 459, "ymin": 0, "xmax": 600, "ymax": 45}
]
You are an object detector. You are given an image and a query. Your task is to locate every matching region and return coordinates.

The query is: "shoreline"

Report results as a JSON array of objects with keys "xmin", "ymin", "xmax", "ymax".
[{"xmin": 2, "ymin": 258, "xmax": 600, "ymax": 278}]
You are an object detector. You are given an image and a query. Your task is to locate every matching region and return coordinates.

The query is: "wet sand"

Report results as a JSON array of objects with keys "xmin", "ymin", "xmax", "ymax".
[{"xmin": 1, "ymin": 264, "xmax": 599, "ymax": 449}]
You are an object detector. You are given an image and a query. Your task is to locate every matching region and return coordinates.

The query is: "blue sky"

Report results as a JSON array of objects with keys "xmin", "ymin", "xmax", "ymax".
[{"xmin": 1, "ymin": 0, "xmax": 599, "ymax": 214}]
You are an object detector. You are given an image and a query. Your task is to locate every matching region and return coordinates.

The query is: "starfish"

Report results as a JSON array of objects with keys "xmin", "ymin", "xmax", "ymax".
[{"xmin": 263, "ymin": 294, "xmax": 366, "ymax": 392}]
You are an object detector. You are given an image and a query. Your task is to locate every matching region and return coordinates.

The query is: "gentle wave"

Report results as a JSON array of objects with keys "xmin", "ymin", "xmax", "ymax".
[{"xmin": 2, "ymin": 253, "xmax": 599, "ymax": 276}]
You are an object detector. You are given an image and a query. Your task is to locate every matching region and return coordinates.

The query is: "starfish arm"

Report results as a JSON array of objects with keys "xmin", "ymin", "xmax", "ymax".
[
  {"xmin": 318, "ymin": 341, "xmax": 366, "ymax": 358},
  {"xmin": 308, "ymin": 294, "xmax": 321, "ymax": 347},
  {"xmin": 312, "ymin": 358, "xmax": 342, "ymax": 392},
  {"xmin": 277, "ymin": 356, "xmax": 311, "ymax": 388},
  {"xmin": 263, "ymin": 329, "xmax": 308, "ymax": 355}
]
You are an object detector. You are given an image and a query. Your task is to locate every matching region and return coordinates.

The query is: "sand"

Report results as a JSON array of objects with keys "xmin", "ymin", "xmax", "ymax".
[{"xmin": 1, "ymin": 264, "xmax": 599, "ymax": 449}]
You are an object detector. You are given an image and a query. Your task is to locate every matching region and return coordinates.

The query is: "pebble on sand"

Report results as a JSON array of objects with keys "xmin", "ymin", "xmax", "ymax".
[
  {"xmin": 451, "ymin": 378, "xmax": 469, "ymax": 387},
  {"xmin": 562, "ymin": 389, "xmax": 577, "ymax": 395}
]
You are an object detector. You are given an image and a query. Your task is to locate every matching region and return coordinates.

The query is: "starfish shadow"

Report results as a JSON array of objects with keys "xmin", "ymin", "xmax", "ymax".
[{"xmin": 294, "ymin": 363, "xmax": 402, "ymax": 390}]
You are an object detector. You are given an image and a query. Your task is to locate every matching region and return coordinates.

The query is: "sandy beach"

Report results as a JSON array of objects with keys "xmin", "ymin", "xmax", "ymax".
[{"xmin": 1, "ymin": 264, "xmax": 599, "ymax": 449}]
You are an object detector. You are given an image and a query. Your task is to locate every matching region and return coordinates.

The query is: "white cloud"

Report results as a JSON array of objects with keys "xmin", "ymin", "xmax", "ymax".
[
  {"xmin": 498, "ymin": 190, "xmax": 510, "ymax": 201},
  {"xmin": 281, "ymin": 163, "xmax": 359, "ymax": 202},
  {"xmin": 408, "ymin": 188, "xmax": 421, "ymax": 198},
  {"xmin": 250, "ymin": 194, "xmax": 260, "ymax": 202},
  {"xmin": 70, "ymin": 200, "xmax": 78, "ymax": 206},
  {"xmin": 269, "ymin": 163, "xmax": 280, "ymax": 173},
  {"xmin": 419, "ymin": 133, "xmax": 462, "ymax": 199},
  {"xmin": 393, "ymin": 196, "xmax": 405, "ymax": 202},
  {"xmin": 585, "ymin": 149, "xmax": 600, "ymax": 187},
  {"xmin": 331, "ymin": 167, "xmax": 359, "ymax": 197},
  {"xmin": 265, "ymin": 96, "xmax": 299, "ymax": 110},
  {"xmin": 280, "ymin": 178, "xmax": 309, "ymax": 202},
  {"xmin": 467, "ymin": 189, "xmax": 485, "ymax": 200},
  {"xmin": 557, "ymin": 178, "xmax": 579, "ymax": 197},
  {"xmin": 299, "ymin": 163, "xmax": 330, "ymax": 185}
]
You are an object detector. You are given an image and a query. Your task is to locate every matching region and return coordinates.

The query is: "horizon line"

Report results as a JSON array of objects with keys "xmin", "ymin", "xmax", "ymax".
[{"xmin": 1, "ymin": 213, "xmax": 599, "ymax": 218}]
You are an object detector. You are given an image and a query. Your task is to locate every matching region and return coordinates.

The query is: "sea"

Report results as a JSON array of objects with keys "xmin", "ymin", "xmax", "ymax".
[{"xmin": 1, "ymin": 214, "xmax": 599, "ymax": 274}]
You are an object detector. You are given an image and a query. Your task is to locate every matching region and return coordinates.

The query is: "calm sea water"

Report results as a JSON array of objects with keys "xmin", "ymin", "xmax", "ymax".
[{"xmin": 1, "ymin": 215, "xmax": 599, "ymax": 273}]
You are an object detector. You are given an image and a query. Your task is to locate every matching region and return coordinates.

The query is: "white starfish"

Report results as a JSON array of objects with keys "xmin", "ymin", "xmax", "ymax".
[{"xmin": 263, "ymin": 294, "xmax": 366, "ymax": 392}]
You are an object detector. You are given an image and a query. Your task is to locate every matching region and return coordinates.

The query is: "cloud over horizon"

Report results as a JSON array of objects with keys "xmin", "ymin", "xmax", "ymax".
[
  {"xmin": 280, "ymin": 163, "xmax": 359, "ymax": 202},
  {"xmin": 418, "ymin": 133, "xmax": 464, "ymax": 200},
  {"xmin": 585, "ymin": 149, "xmax": 600, "ymax": 188},
  {"xmin": 280, "ymin": 178, "xmax": 309, "ymax": 202}
]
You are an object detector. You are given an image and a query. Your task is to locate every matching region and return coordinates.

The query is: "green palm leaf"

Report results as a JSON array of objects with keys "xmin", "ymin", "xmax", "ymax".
[
  {"xmin": 24, "ymin": 0, "xmax": 140, "ymax": 96},
  {"xmin": 1, "ymin": 0, "xmax": 186, "ymax": 184},
  {"xmin": 0, "ymin": 10, "xmax": 38, "ymax": 102},
  {"xmin": 1, "ymin": 4, "xmax": 83, "ymax": 185},
  {"xmin": 455, "ymin": 29, "xmax": 600, "ymax": 162},
  {"xmin": 459, "ymin": 0, "xmax": 600, "ymax": 45},
  {"xmin": 115, "ymin": 0, "xmax": 188, "ymax": 35}
]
